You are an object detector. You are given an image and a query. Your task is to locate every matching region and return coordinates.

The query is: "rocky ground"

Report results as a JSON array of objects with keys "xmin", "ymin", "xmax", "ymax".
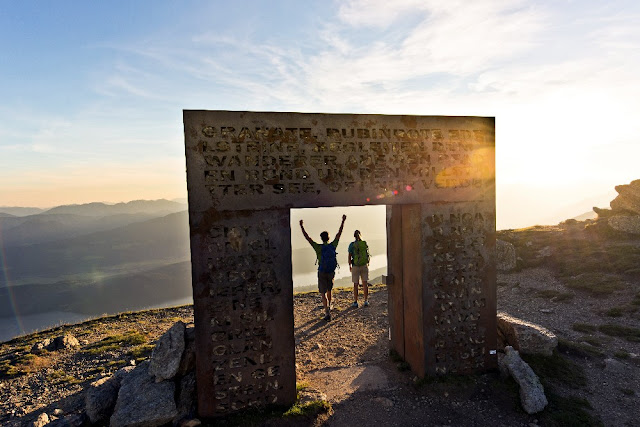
[{"xmin": 2, "ymin": 216, "xmax": 640, "ymax": 426}]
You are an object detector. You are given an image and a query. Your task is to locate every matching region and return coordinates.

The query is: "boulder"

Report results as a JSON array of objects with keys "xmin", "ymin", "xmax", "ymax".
[
  {"xmin": 85, "ymin": 366, "xmax": 134, "ymax": 424},
  {"xmin": 503, "ymin": 346, "xmax": 548, "ymax": 414},
  {"xmin": 50, "ymin": 334, "xmax": 80, "ymax": 351},
  {"xmin": 496, "ymin": 240, "xmax": 516, "ymax": 271},
  {"xmin": 610, "ymin": 179, "xmax": 640, "ymax": 215},
  {"xmin": 497, "ymin": 312, "xmax": 557, "ymax": 356},
  {"xmin": 177, "ymin": 324, "xmax": 196, "ymax": 377},
  {"xmin": 31, "ymin": 338, "xmax": 53, "ymax": 354},
  {"xmin": 30, "ymin": 413, "xmax": 50, "ymax": 427},
  {"xmin": 110, "ymin": 361, "xmax": 178, "ymax": 427},
  {"xmin": 150, "ymin": 321, "xmax": 185, "ymax": 382},
  {"xmin": 607, "ymin": 215, "xmax": 640, "ymax": 235}
]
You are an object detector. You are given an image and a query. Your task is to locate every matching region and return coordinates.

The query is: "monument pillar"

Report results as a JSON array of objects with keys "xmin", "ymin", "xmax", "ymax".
[{"xmin": 387, "ymin": 202, "xmax": 497, "ymax": 375}]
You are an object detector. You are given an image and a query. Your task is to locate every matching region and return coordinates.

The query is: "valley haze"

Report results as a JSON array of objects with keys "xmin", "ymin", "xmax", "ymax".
[{"xmin": 0, "ymin": 200, "xmax": 388, "ymax": 342}]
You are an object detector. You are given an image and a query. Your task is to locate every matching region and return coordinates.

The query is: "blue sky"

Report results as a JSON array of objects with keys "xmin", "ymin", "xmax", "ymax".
[{"xmin": 1, "ymin": 0, "xmax": 639, "ymax": 228}]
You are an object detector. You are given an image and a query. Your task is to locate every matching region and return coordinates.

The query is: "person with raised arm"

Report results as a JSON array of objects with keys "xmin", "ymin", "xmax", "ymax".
[{"xmin": 299, "ymin": 214, "xmax": 347, "ymax": 321}]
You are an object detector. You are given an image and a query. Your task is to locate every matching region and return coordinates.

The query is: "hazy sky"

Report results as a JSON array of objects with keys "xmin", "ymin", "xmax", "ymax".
[{"xmin": 1, "ymin": 1, "xmax": 638, "ymax": 228}]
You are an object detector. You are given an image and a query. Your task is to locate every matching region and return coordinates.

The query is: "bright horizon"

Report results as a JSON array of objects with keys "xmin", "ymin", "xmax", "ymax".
[{"xmin": 1, "ymin": 1, "xmax": 638, "ymax": 229}]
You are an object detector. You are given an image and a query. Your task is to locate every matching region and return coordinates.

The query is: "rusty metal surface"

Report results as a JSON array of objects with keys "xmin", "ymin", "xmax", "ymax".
[
  {"xmin": 184, "ymin": 111, "xmax": 495, "ymax": 212},
  {"xmin": 401, "ymin": 204, "xmax": 426, "ymax": 377},
  {"xmin": 189, "ymin": 209, "xmax": 296, "ymax": 417},
  {"xmin": 387, "ymin": 205, "xmax": 405, "ymax": 359}
]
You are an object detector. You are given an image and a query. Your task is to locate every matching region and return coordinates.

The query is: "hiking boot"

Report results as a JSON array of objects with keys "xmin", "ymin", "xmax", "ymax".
[
  {"xmin": 363, "ymin": 300, "xmax": 370, "ymax": 307},
  {"xmin": 351, "ymin": 301, "xmax": 359, "ymax": 308}
]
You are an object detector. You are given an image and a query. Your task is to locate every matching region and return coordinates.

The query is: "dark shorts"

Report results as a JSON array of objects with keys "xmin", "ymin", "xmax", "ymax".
[{"xmin": 318, "ymin": 271, "xmax": 335, "ymax": 294}]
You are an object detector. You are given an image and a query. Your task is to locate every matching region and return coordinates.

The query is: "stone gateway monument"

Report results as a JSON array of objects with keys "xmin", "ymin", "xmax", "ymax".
[{"xmin": 183, "ymin": 110, "xmax": 497, "ymax": 418}]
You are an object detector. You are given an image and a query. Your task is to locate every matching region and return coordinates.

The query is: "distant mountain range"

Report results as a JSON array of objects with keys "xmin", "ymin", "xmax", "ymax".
[
  {"xmin": 42, "ymin": 199, "xmax": 186, "ymax": 216},
  {"xmin": 0, "ymin": 199, "xmax": 187, "ymax": 248},
  {"xmin": 0, "ymin": 207, "xmax": 45, "ymax": 216}
]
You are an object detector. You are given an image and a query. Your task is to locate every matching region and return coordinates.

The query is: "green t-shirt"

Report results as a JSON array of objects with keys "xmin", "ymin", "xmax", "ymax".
[{"xmin": 310, "ymin": 238, "xmax": 339, "ymax": 265}]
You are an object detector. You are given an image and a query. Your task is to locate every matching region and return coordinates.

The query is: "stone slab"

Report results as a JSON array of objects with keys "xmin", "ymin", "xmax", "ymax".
[{"xmin": 184, "ymin": 111, "xmax": 495, "ymax": 212}]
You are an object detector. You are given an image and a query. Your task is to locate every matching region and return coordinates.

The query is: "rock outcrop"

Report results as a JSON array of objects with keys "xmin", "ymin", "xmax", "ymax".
[
  {"xmin": 149, "ymin": 321, "xmax": 185, "ymax": 382},
  {"xmin": 85, "ymin": 366, "xmax": 135, "ymax": 424},
  {"xmin": 30, "ymin": 334, "xmax": 80, "ymax": 354},
  {"xmin": 110, "ymin": 361, "xmax": 178, "ymax": 427},
  {"xmin": 501, "ymin": 346, "xmax": 548, "ymax": 414},
  {"xmin": 608, "ymin": 215, "xmax": 640, "ymax": 235},
  {"xmin": 496, "ymin": 239, "xmax": 516, "ymax": 271},
  {"xmin": 593, "ymin": 179, "xmax": 640, "ymax": 235},
  {"xmin": 497, "ymin": 312, "xmax": 557, "ymax": 356},
  {"xmin": 610, "ymin": 179, "xmax": 640, "ymax": 215},
  {"xmin": 83, "ymin": 321, "xmax": 197, "ymax": 426}
]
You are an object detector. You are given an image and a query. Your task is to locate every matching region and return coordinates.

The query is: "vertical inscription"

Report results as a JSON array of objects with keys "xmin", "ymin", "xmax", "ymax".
[
  {"xmin": 423, "ymin": 206, "xmax": 496, "ymax": 374},
  {"xmin": 195, "ymin": 211, "xmax": 295, "ymax": 415}
]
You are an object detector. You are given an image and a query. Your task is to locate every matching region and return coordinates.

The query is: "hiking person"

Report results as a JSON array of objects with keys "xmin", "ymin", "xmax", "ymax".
[
  {"xmin": 299, "ymin": 214, "xmax": 347, "ymax": 321},
  {"xmin": 348, "ymin": 229, "xmax": 370, "ymax": 308}
]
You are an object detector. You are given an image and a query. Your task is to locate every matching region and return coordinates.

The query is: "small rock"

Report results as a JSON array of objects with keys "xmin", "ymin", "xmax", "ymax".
[
  {"xmin": 298, "ymin": 388, "xmax": 327, "ymax": 405},
  {"xmin": 53, "ymin": 409, "xmax": 64, "ymax": 416},
  {"xmin": 539, "ymin": 309, "xmax": 553, "ymax": 314},
  {"xmin": 311, "ymin": 343, "xmax": 323, "ymax": 351},
  {"xmin": 31, "ymin": 413, "xmax": 50, "ymax": 427},
  {"xmin": 497, "ymin": 312, "xmax": 558, "ymax": 356},
  {"xmin": 31, "ymin": 339, "xmax": 52, "ymax": 354},
  {"xmin": 503, "ymin": 346, "xmax": 548, "ymax": 414},
  {"xmin": 180, "ymin": 420, "xmax": 202, "ymax": 427},
  {"xmin": 51, "ymin": 334, "xmax": 80, "ymax": 350}
]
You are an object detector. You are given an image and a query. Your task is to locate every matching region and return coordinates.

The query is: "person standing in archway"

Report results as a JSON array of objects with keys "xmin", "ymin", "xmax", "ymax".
[
  {"xmin": 299, "ymin": 214, "xmax": 347, "ymax": 321},
  {"xmin": 348, "ymin": 230, "xmax": 370, "ymax": 308}
]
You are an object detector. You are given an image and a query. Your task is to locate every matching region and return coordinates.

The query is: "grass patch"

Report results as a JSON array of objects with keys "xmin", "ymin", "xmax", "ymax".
[
  {"xmin": 558, "ymin": 338, "xmax": 604, "ymax": 359},
  {"xmin": 598, "ymin": 323, "xmax": 640, "ymax": 342},
  {"xmin": 296, "ymin": 381, "xmax": 310, "ymax": 391},
  {"xmin": 605, "ymin": 307, "xmax": 625, "ymax": 317},
  {"xmin": 572, "ymin": 323, "xmax": 597, "ymax": 333},
  {"xmin": 47, "ymin": 369, "xmax": 81, "ymax": 385},
  {"xmin": 614, "ymin": 350, "xmax": 629, "ymax": 359},
  {"xmin": 581, "ymin": 336, "xmax": 604, "ymax": 347},
  {"xmin": 128, "ymin": 343, "xmax": 155, "ymax": 360},
  {"xmin": 564, "ymin": 273, "xmax": 626, "ymax": 297},
  {"xmin": 536, "ymin": 289, "xmax": 574, "ymax": 302},
  {"xmin": 389, "ymin": 349, "xmax": 411, "ymax": 371},
  {"xmin": 619, "ymin": 388, "xmax": 635, "ymax": 396},
  {"xmin": 214, "ymin": 396, "xmax": 331, "ymax": 426},
  {"xmin": 83, "ymin": 331, "xmax": 147, "ymax": 355},
  {"xmin": 283, "ymin": 400, "xmax": 331, "ymax": 417},
  {"xmin": 541, "ymin": 392, "xmax": 602, "ymax": 427},
  {"xmin": 0, "ymin": 353, "xmax": 52, "ymax": 378},
  {"xmin": 522, "ymin": 351, "xmax": 587, "ymax": 388}
]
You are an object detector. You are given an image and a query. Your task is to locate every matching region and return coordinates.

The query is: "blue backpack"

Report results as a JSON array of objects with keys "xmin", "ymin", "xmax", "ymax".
[{"xmin": 318, "ymin": 244, "xmax": 338, "ymax": 273}]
